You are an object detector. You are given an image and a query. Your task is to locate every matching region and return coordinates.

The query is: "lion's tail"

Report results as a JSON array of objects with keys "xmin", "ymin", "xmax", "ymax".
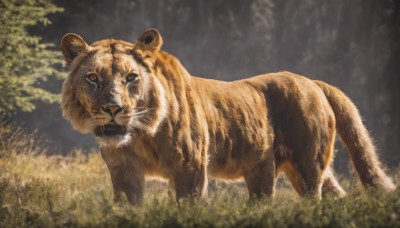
[{"xmin": 315, "ymin": 80, "xmax": 395, "ymax": 192}]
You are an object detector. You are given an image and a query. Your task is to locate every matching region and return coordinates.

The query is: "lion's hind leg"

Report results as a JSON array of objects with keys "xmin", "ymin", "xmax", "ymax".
[
  {"xmin": 279, "ymin": 161, "xmax": 307, "ymax": 197},
  {"xmin": 279, "ymin": 135, "xmax": 335, "ymax": 199},
  {"xmin": 322, "ymin": 167, "xmax": 346, "ymax": 198},
  {"xmin": 281, "ymin": 160, "xmax": 326, "ymax": 199}
]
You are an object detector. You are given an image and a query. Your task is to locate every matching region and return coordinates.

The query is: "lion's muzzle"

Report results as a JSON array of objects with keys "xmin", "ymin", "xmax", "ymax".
[{"xmin": 93, "ymin": 124, "xmax": 127, "ymax": 137}]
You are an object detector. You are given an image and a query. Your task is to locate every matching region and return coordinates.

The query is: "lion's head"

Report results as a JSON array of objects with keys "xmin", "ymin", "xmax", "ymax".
[{"xmin": 61, "ymin": 29, "xmax": 168, "ymax": 146}]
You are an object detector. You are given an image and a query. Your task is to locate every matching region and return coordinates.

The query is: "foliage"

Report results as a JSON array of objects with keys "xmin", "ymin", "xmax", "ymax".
[
  {"xmin": 0, "ymin": 0, "xmax": 64, "ymax": 114},
  {"xmin": 0, "ymin": 124, "xmax": 399, "ymax": 227}
]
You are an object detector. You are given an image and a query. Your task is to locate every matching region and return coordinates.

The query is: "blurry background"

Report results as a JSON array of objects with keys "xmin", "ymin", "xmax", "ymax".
[{"xmin": 2, "ymin": 0, "xmax": 399, "ymax": 172}]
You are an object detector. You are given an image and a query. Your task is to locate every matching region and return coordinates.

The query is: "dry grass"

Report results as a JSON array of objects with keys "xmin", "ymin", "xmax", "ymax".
[{"xmin": 0, "ymin": 124, "xmax": 399, "ymax": 227}]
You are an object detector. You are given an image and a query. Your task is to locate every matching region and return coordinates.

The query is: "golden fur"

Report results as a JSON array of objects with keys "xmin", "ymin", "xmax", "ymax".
[{"xmin": 61, "ymin": 29, "xmax": 395, "ymax": 204}]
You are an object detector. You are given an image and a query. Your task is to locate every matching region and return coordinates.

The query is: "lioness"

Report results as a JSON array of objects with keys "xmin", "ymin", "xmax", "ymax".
[{"xmin": 61, "ymin": 29, "xmax": 395, "ymax": 204}]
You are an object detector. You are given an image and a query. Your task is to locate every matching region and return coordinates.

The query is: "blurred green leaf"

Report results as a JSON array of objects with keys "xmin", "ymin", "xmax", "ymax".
[{"xmin": 0, "ymin": 0, "xmax": 65, "ymax": 114}]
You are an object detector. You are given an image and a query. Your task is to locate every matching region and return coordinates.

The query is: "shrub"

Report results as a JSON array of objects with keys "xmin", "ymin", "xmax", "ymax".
[{"xmin": 0, "ymin": 120, "xmax": 47, "ymax": 158}]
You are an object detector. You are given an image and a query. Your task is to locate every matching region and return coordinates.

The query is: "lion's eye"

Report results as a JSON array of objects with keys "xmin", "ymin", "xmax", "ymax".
[
  {"xmin": 86, "ymin": 74, "xmax": 98, "ymax": 82},
  {"xmin": 126, "ymin": 73, "xmax": 138, "ymax": 83}
]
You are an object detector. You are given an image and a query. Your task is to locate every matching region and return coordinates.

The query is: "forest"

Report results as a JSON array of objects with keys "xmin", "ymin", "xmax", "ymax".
[
  {"xmin": 7, "ymin": 0, "xmax": 400, "ymax": 167},
  {"xmin": 1, "ymin": 0, "xmax": 400, "ymax": 227}
]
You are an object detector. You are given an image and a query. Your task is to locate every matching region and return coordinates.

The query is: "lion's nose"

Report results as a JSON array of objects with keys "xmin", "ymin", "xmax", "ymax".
[{"xmin": 101, "ymin": 104, "xmax": 123, "ymax": 116}]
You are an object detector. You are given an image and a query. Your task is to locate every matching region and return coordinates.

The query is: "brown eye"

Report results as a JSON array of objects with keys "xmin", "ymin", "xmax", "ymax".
[
  {"xmin": 86, "ymin": 74, "xmax": 98, "ymax": 82},
  {"xmin": 126, "ymin": 73, "xmax": 138, "ymax": 83}
]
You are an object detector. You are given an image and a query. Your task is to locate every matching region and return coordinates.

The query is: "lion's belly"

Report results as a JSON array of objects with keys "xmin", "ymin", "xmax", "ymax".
[
  {"xmin": 206, "ymin": 130, "xmax": 274, "ymax": 180},
  {"xmin": 204, "ymin": 102, "xmax": 274, "ymax": 180},
  {"xmin": 207, "ymin": 156, "xmax": 245, "ymax": 180}
]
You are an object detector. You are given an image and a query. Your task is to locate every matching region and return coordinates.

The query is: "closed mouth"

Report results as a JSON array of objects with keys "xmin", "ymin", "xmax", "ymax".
[{"xmin": 93, "ymin": 124, "xmax": 127, "ymax": 137}]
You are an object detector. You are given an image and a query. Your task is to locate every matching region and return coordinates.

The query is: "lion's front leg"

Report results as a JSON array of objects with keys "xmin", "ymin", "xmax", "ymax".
[
  {"xmin": 171, "ymin": 164, "xmax": 208, "ymax": 201},
  {"xmin": 109, "ymin": 164, "xmax": 145, "ymax": 204},
  {"xmin": 244, "ymin": 152, "xmax": 276, "ymax": 199},
  {"xmin": 101, "ymin": 147, "xmax": 145, "ymax": 205}
]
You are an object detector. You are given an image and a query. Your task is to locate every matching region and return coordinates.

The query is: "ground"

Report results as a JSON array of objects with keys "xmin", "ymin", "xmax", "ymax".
[{"xmin": 0, "ymin": 141, "xmax": 399, "ymax": 227}]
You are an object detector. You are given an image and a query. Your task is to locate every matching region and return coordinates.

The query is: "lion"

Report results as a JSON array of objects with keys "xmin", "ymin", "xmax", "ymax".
[{"xmin": 60, "ymin": 28, "xmax": 395, "ymax": 204}]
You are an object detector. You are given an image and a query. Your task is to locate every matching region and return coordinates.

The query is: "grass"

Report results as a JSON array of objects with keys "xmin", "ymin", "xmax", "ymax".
[{"xmin": 0, "ymin": 124, "xmax": 399, "ymax": 227}]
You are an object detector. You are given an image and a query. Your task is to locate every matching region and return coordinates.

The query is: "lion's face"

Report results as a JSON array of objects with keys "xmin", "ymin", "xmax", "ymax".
[
  {"xmin": 71, "ymin": 47, "xmax": 149, "ymax": 145},
  {"xmin": 61, "ymin": 29, "xmax": 165, "ymax": 146}
]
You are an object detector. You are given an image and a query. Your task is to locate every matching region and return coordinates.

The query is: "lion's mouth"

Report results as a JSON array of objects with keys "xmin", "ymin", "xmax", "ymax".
[{"xmin": 93, "ymin": 124, "xmax": 127, "ymax": 137}]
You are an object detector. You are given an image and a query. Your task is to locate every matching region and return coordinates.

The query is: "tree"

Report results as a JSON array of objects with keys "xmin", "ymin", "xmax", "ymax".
[{"xmin": 0, "ymin": 0, "xmax": 64, "ymax": 114}]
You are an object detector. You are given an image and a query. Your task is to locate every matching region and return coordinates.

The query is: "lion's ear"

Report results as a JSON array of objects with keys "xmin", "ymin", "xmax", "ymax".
[
  {"xmin": 137, "ymin": 28, "xmax": 163, "ymax": 51},
  {"xmin": 61, "ymin": 33, "xmax": 88, "ymax": 64}
]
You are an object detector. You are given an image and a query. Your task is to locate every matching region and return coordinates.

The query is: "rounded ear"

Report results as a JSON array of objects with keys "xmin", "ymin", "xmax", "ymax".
[
  {"xmin": 137, "ymin": 28, "xmax": 163, "ymax": 50},
  {"xmin": 61, "ymin": 33, "xmax": 88, "ymax": 64}
]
